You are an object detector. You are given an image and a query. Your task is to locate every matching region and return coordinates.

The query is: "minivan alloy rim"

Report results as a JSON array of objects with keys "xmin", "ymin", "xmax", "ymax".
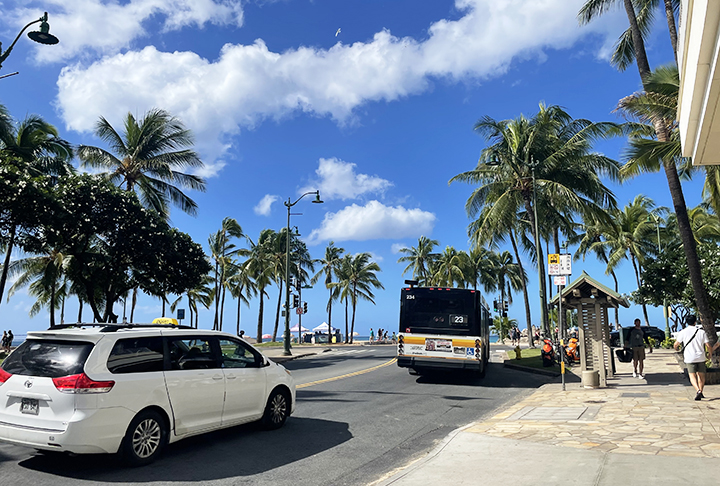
[
  {"xmin": 270, "ymin": 394, "xmax": 287, "ymax": 423},
  {"xmin": 132, "ymin": 418, "xmax": 161, "ymax": 458}
]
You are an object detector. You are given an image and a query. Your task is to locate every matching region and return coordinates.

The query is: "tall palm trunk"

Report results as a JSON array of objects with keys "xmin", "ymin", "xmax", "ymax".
[
  {"xmin": 0, "ymin": 224, "xmax": 16, "ymax": 306},
  {"xmin": 257, "ymin": 292, "xmax": 265, "ymax": 343},
  {"xmin": 49, "ymin": 282, "xmax": 56, "ymax": 328},
  {"xmin": 350, "ymin": 284, "xmax": 357, "ymax": 344},
  {"xmin": 524, "ymin": 196, "xmax": 549, "ymax": 334},
  {"xmin": 130, "ymin": 287, "xmax": 137, "ymax": 322},
  {"xmin": 220, "ymin": 285, "xmax": 227, "ymax": 332},
  {"xmin": 161, "ymin": 298, "xmax": 166, "ymax": 317},
  {"xmin": 663, "ymin": 0, "xmax": 678, "ymax": 64},
  {"xmin": 664, "ymin": 161, "xmax": 716, "ymax": 340},
  {"xmin": 327, "ymin": 290, "xmax": 333, "ymax": 334},
  {"xmin": 77, "ymin": 296, "xmax": 83, "ymax": 323},
  {"xmin": 213, "ymin": 260, "xmax": 221, "ymax": 331},
  {"xmin": 509, "ymin": 230, "xmax": 534, "ymax": 347},
  {"xmin": 60, "ymin": 294, "xmax": 65, "ymax": 325},
  {"xmin": 624, "ymin": 0, "xmax": 652, "ymax": 81},
  {"xmin": 236, "ymin": 288, "xmax": 243, "ymax": 336},
  {"xmin": 344, "ymin": 297, "xmax": 349, "ymax": 344},
  {"xmin": 272, "ymin": 280, "xmax": 283, "ymax": 342},
  {"xmin": 611, "ymin": 269, "xmax": 620, "ymax": 329}
]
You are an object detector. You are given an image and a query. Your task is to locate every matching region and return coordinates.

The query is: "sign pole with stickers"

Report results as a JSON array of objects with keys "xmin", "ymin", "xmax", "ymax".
[{"xmin": 548, "ymin": 251, "xmax": 571, "ymax": 390}]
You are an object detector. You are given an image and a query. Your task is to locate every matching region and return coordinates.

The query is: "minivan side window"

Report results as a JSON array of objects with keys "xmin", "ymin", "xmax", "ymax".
[
  {"xmin": 167, "ymin": 337, "xmax": 219, "ymax": 370},
  {"xmin": 218, "ymin": 338, "xmax": 262, "ymax": 368},
  {"xmin": 107, "ymin": 337, "xmax": 165, "ymax": 374}
]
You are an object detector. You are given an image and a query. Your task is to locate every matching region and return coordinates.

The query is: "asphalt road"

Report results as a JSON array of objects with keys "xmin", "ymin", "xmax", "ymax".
[{"xmin": 0, "ymin": 344, "xmax": 549, "ymax": 485}]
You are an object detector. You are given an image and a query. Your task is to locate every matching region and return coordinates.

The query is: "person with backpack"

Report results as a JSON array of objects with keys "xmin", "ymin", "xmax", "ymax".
[{"xmin": 674, "ymin": 315, "xmax": 720, "ymax": 400}]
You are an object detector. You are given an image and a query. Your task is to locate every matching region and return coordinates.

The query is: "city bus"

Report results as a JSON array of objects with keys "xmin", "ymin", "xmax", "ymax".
[{"xmin": 397, "ymin": 284, "xmax": 491, "ymax": 376}]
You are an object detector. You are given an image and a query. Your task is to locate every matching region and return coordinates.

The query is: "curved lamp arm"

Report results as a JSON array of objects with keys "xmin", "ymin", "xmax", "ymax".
[{"xmin": 0, "ymin": 12, "xmax": 54, "ymax": 71}]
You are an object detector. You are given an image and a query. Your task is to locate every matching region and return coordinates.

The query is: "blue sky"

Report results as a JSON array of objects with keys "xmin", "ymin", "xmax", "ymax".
[{"xmin": 0, "ymin": 1, "xmax": 698, "ymax": 338}]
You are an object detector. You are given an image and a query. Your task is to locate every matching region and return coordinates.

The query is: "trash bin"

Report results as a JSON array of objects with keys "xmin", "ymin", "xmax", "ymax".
[{"xmin": 582, "ymin": 370, "xmax": 600, "ymax": 388}]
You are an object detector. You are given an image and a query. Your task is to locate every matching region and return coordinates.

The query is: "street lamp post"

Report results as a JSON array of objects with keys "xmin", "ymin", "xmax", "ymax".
[
  {"xmin": 283, "ymin": 191, "xmax": 323, "ymax": 356},
  {"xmin": 0, "ymin": 12, "xmax": 59, "ymax": 74}
]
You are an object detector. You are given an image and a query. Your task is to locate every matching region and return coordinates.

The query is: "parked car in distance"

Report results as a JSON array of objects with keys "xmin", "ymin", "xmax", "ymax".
[
  {"xmin": 609, "ymin": 326, "xmax": 666, "ymax": 348},
  {"xmin": 0, "ymin": 324, "xmax": 296, "ymax": 465}
]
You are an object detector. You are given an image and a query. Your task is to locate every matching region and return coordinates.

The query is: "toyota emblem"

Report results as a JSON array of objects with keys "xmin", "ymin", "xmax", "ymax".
[{"xmin": 24, "ymin": 380, "xmax": 33, "ymax": 389}]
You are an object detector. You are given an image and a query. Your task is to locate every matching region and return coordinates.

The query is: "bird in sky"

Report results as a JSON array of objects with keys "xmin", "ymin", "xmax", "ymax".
[{"xmin": 335, "ymin": 28, "xmax": 341, "ymax": 37}]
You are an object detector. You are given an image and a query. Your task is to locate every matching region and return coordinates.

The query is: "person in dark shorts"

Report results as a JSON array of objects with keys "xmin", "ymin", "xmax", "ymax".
[
  {"xmin": 674, "ymin": 315, "xmax": 720, "ymax": 400},
  {"xmin": 628, "ymin": 319, "xmax": 646, "ymax": 379}
]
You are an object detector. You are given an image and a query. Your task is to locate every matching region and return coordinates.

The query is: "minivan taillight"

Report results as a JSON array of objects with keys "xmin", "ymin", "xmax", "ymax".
[
  {"xmin": 52, "ymin": 373, "xmax": 115, "ymax": 394},
  {"xmin": 0, "ymin": 368, "xmax": 11, "ymax": 385}
]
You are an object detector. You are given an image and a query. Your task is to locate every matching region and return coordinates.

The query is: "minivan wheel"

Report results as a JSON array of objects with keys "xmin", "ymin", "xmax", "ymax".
[
  {"xmin": 262, "ymin": 389, "xmax": 290, "ymax": 430},
  {"xmin": 122, "ymin": 410, "xmax": 167, "ymax": 466}
]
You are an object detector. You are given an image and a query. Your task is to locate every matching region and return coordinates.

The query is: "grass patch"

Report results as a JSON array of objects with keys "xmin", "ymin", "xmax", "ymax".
[
  {"xmin": 253, "ymin": 341, "xmax": 285, "ymax": 348},
  {"xmin": 507, "ymin": 347, "xmax": 560, "ymax": 371}
]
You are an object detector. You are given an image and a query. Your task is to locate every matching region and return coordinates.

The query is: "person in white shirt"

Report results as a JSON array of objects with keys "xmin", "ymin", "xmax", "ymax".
[{"xmin": 674, "ymin": 315, "xmax": 720, "ymax": 400}]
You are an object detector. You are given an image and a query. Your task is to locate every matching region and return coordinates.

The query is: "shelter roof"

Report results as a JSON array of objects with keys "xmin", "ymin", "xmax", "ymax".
[{"xmin": 549, "ymin": 271, "xmax": 630, "ymax": 308}]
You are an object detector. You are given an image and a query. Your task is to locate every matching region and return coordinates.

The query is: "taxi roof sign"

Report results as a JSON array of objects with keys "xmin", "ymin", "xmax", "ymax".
[{"xmin": 152, "ymin": 317, "xmax": 179, "ymax": 325}]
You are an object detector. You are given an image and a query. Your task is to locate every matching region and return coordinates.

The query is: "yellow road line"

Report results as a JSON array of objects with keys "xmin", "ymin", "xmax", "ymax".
[{"xmin": 297, "ymin": 358, "xmax": 397, "ymax": 389}]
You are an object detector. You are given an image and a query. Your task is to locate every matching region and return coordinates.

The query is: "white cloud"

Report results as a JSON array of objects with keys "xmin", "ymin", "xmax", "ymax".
[
  {"xmin": 254, "ymin": 194, "xmax": 279, "ymax": 216},
  {"xmin": 301, "ymin": 158, "xmax": 392, "ymax": 201},
  {"xmin": 7, "ymin": 0, "xmax": 244, "ymax": 63},
  {"xmin": 53, "ymin": 0, "xmax": 626, "ymax": 169},
  {"xmin": 391, "ymin": 243, "xmax": 407, "ymax": 254},
  {"xmin": 307, "ymin": 201, "xmax": 436, "ymax": 244}
]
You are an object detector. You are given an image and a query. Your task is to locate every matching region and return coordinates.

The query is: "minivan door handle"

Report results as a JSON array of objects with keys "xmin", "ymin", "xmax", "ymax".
[{"xmin": 212, "ymin": 374, "xmax": 223, "ymax": 381}]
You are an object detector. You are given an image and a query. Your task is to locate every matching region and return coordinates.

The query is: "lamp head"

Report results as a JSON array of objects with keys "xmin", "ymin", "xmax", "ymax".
[
  {"xmin": 312, "ymin": 191, "xmax": 323, "ymax": 204},
  {"xmin": 28, "ymin": 13, "xmax": 59, "ymax": 45}
]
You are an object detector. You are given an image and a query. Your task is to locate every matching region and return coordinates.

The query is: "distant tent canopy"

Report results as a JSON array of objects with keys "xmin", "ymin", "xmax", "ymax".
[
  {"xmin": 290, "ymin": 324, "xmax": 309, "ymax": 332},
  {"xmin": 312, "ymin": 322, "xmax": 337, "ymax": 332}
]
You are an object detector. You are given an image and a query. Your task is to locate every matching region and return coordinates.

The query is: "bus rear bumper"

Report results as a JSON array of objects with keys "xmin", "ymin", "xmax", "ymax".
[{"xmin": 397, "ymin": 356, "xmax": 482, "ymax": 371}]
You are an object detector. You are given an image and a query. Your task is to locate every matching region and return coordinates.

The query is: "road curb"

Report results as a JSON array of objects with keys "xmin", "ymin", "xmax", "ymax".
[
  {"xmin": 268, "ymin": 352, "xmax": 317, "ymax": 363},
  {"xmin": 503, "ymin": 360, "xmax": 560, "ymax": 377},
  {"xmin": 372, "ymin": 422, "xmax": 475, "ymax": 486}
]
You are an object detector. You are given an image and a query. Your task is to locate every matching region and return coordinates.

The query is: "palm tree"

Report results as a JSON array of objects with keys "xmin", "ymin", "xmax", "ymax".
[
  {"xmin": 245, "ymin": 229, "xmax": 276, "ymax": 343},
  {"xmin": 311, "ymin": 241, "xmax": 345, "ymax": 337},
  {"xmin": 492, "ymin": 250, "xmax": 526, "ymax": 319},
  {"xmin": 430, "ymin": 246, "xmax": 466, "ymax": 288},
  {"xmin": 397, "ymin": 236, "xmax": 439, "ymax": 285},
  {"xmin": 226, "ymin": 264, "xmax": 256, "ymax": 336},
  {"xmin": 332, "ymin": 253, "xmax": 383, "ymax": 344},
  {"xmin": 0, "ymin": 109, "xmax": 73, "ymax": 306},
  {"xmin": 616, "ymin": 65, "xmax": 716, "ymax": 336},
  {"xmin": 171, "ymin": 275, "xmax": 214, "ymax": 328},
  {"xmin": 208, "ymin": 218, "xmax": 246, "ymax": 331},
  {"xmin": 77, "ymin": 109, "xmax": 206, "ymax": 219},
  {"xmin": 461, "ymin": 246, "xmax": 497, "ymax": 292},
  {"xmin": 450, "ymin": 104, "xmax": 619, "ymax": 334},
  {"xmin": 7, "ymin": 248, "xmax": 69, "ymax": 327}
]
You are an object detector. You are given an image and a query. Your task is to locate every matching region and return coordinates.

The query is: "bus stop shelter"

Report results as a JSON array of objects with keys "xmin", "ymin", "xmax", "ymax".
[{"xmin": 550, "ymin": 272, "xmax": 629, "ymax": 388}]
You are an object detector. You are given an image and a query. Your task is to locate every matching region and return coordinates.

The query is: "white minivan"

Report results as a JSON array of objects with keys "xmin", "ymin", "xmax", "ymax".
[{"xmin": 0, "ymin": 324, "xmax": 296, "ymax": 465}]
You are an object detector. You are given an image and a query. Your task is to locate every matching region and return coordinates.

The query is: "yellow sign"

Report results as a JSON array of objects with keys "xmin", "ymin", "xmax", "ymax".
[
  {"xmin": 152, "ymin": 317, "xmax": 179, "ymax": 325},
  {"xmin": 548, "ymin": 253, "xmax": 559, "ymax": 264}
]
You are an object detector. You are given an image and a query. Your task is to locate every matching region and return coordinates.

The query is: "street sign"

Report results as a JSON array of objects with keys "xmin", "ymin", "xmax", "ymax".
[
  {"xmin": 296, "ymin": 307, "xmax": 302, "ymax": 315},
  {"xmin": 553, "ymin": 276, "xmax": 567, "ymax": 286},
  {"xmin": 559, "ymin": 253, "xmax": 572, "ymax": 275},
  {"xmin": 177, "ymin": 309, "xmax": 185, "ymax": 320},
  {"xmin": 548, "ymin": 253, "xmax": 572, "ymax": 276},
  {"xmin": 548, "ymin": 253, "xmax": 560, "ymax": 275}
]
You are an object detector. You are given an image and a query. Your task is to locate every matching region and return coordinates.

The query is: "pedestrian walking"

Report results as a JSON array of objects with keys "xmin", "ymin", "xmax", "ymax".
[
  {"xmin": 674, "ymin": 315, "xmax": 720, "ymax": 400},
  {"xmin": 369, "ymin": 328, "xmax": 374, "ymax": 342},
  {"xmin": 629, "ymin": 318, "xmax": 646, "ymax": 379}
]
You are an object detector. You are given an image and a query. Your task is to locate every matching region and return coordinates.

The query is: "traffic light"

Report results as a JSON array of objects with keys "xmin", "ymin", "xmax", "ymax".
[
  {"xmin": 503, "ymin": 301, "xmax": 509, "ymax": 312},
  {"xmin": 303, "ymin": 302, "xmax": 308, "ymax": 314},
  {"xmin": 292, "ymin": 294, "xmax": 299, "ymax": 308},
  {"xmin": 493, "ymin": 300, "xmax": 498, "ymax": 312}
]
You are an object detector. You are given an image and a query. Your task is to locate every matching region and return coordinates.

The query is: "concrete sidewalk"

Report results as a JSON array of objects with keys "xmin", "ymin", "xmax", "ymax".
[{"xmin": 376, "ymin": 349, "xmax": 720, "ymax": 485}]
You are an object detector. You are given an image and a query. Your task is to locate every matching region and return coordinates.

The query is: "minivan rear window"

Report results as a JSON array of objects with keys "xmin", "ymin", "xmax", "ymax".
[{"xmin": 1, "ymin": 339, "xmax": 94, "ymax": 378}]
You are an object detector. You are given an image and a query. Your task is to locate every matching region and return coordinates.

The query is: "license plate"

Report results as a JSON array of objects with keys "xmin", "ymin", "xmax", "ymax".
[{"xmin": 21, "ymin": 398, "xmax": 39, "ymax": 415}]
